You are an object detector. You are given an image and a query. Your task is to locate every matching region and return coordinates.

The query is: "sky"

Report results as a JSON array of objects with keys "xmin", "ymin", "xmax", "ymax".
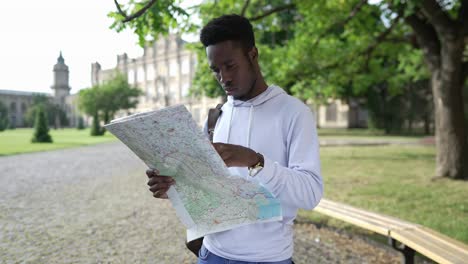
[{"xmin": 0, "ymin": 0, "xmax": 197, "ymax": 95}]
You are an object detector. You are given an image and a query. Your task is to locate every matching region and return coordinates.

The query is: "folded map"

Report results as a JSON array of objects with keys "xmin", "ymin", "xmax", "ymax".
[{"xmin": 104, "ymin": 105, "xmax": 282, "ymax": 242}]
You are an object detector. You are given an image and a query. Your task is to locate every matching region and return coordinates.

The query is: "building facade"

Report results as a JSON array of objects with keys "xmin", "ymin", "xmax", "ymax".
[
  {"xmin": 0, "ymin": 53, "xmax": 73, "ymax": 128},
  {"xmin": 91, "ymin": 34, "xmax": 221, "ymax": 125},
  {"xmin": 316, "ymin": 99, "xmax": 368, "ymax": 128}
]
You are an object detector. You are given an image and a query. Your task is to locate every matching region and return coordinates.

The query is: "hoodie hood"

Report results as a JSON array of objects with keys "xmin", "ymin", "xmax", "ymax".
[
  {"xmin": 220, "ymin": 85, "xmax": 285, "ymax": 147},
  {"xmin": 226, "ymin": 85, "xmax": 286, "ymax": 108}
]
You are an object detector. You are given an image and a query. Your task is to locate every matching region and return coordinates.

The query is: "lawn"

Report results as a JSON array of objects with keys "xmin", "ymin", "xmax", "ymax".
[
  {"xmin": 0, "ymin": 128, "xmax": 116, "ymax": 156},
  {"xmin": 318, "ymin": 128, "xmax": 426, "ymax": 142},
  {"xmin": 300, "ymin": 144, "xmax": 468, "ymax": 244}
]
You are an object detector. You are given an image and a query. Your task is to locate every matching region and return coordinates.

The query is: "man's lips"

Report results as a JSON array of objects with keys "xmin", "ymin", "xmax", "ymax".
[{"xmin": 224, "ymin": 87, "xmax": 237, "ymax": 93}]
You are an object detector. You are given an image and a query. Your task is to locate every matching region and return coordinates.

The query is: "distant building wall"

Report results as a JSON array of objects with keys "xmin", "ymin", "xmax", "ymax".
[
  {"xmin": 91, "ymin": 34, "xmax": 221, "ymax": 126},
  {"xmin": 0, "ymin": 90, "xmax": 51, "ymax": 128}
]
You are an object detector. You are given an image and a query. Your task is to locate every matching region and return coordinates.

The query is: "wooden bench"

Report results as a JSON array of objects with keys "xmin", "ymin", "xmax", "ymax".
[{"xmin": 313, "ymin": 199, "xmax": 468, "ymax": 264}]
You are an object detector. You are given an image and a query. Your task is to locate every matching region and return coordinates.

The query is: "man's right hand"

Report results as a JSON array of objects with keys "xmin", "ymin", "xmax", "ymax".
[{"xmin": 146, "ymin": 169, "xmax": 176, "ymax": 199}]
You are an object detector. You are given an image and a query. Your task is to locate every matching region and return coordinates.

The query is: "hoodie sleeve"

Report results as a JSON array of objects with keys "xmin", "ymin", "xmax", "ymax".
[{"xmin": 255, "ymin": 107, "xmax": 323, "ymax": 210}]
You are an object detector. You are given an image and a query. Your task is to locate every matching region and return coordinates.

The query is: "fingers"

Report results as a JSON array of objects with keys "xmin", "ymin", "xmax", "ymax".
[
  {"xmin": 147, "ymin": 175, "xmax": 174, "ymax": 186},
  {"xmin": 149, "ymin": 182, "xmax": 174, "ymax": 192},
  {"xmin": 154, "ymin": 191, "xmax": 168, "ymax": 199},
  {"xmin": 146, "ymin": 168, "xmax": 160, "ymax": 178},
  {"xmin": 146, "ymin": 172, "xmax": 175, "ymax": 199}
]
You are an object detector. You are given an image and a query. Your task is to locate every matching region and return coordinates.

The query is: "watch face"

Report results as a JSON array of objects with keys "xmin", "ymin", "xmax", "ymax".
[{"xmin": 249, "ymin": 166, "xmax": 262, "ymax": 177}]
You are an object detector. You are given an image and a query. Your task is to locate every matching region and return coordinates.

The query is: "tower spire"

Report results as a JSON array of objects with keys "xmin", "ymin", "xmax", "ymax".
[{"xmin": 58, "ymin": 51, "xmax": 64, "ymax": 64}]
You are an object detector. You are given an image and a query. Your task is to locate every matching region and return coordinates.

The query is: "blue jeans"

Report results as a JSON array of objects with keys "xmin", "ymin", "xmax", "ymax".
[{"xmin": 197, "ymin": 244, "xmax": 293, "ymax": 264}]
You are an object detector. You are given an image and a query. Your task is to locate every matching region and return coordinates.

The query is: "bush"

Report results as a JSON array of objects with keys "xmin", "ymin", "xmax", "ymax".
[
  {"xmin": 0, "ymin": 101, "xmax": 9, "ymax": 132},
  {"xmin": 31, "ymin": 105, "xmax": 53, "ymax": 143},
  {"xmin": 90, "ymin": 112, "xmax": 105, "ymax": 136},
  {"xmin": 77, "ymin": 116, "xmax": 85, "ymax": 130}
]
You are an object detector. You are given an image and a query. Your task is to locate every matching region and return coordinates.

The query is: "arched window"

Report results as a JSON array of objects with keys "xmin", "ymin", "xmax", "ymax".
[{"xmin": 21, "ymin": 102, "xmax": 27, "ymax": 114}]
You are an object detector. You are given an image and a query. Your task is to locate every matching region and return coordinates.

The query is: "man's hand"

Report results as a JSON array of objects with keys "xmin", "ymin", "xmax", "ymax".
[
  {"xmin": 213, "ymin": 143, "xmax": 259, "ymax": 167},
  {"xmin": 146, "ymin": 169, "xmax": 175, "ymax": 199}
]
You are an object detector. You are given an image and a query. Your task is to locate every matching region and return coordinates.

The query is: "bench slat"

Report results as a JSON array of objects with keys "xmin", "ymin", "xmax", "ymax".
[
  {"xmin": 392, "ymin": 228, "xmax": 468, "ymax": 264},
  {"xmin": 319, "ymin": 200, "xmax": 417, "ymax": 228}
]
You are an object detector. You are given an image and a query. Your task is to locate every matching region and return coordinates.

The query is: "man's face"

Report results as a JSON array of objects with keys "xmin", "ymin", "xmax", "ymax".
[{"xmin": 206, "ymin": 40, "xmax": 257, "ymax": 100}]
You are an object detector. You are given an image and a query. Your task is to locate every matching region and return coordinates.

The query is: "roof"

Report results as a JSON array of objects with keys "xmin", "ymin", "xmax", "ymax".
[{"xmin": 0, "ymin": 89, "xmax": 51, "ymax": 97}]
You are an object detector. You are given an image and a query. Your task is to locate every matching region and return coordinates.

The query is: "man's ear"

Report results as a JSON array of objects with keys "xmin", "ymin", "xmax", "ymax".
[{"xmin": 249, "ymin": 47, "xmax": 258, "ymax": 61}]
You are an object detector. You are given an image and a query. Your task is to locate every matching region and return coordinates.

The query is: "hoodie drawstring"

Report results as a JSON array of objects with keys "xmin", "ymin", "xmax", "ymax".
[
  {"xmin": 247, "ymin": 105, "xmax": 253, "ymax": 148},
  {"xmin": 226, "ymin": 106, "xmax": 234, "ymax": 144},
  {"xmin": 226, "ymin": 105, "xmax": 254, "ymax": 148}
]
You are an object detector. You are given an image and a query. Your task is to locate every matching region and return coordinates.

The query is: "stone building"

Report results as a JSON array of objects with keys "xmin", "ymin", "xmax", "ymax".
[
  {"xmin": 91, "ymin": 34, "xmax": 221, "ymax": 125},
  {"xmin": 0, "ymin": 52, "xmax": 74, "ymax": 128},
  {"xmin": 316, "ymin": 99, "xmax": 368, "ymax": 128}
]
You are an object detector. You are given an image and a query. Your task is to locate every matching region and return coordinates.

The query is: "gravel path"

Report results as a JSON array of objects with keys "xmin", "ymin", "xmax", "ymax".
[{"xmin": 0, "ymin": 142, "xmax": 401, "ymax": 263}]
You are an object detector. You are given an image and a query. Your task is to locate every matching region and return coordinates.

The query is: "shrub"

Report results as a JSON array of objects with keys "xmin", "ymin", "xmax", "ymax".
[{"xmin": 31, "ymin": 105, "xmax": 53, "ymax": 143}]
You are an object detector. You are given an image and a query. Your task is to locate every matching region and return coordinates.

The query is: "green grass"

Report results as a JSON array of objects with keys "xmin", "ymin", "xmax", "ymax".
[
  {"xmin": 300, "ymin": 145, "xmax": 468, "ymax": 244},
  {"xmin": 317, "ymin": 128, "xmax": 427, "ymax": 141},
  {"xmin": 0, "ymin": 128, "xmax": 116, "ymax": 156}
]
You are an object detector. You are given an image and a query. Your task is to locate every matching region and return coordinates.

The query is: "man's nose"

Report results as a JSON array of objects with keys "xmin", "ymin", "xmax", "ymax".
[{"xmin": 219, "ymin": 71, "xmax": 232, "ymax": 85}]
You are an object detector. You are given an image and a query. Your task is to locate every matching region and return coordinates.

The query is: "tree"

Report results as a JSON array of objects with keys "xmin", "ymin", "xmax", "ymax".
[
  {"xmin": 31, "ymin": 105, "xmax": 53, "ymax": 143},
  {"xmin": 109, "ymin": 0, "xmax": 467, "ymax": 179},
  {"xmin": 0, "ymin": 101, "xmax": 9, "ymax": 131},
  {"xmin": 90, "ymin": 112, "xmax": 104, "ymax": 136},
  {"xmin": 25, "ymin": 94, "xmax": 68, "ymax": 128},
  {"xmin": 78, "ymin": 72, "xmax": 142, "ymax": 135},
  {"xmin": 77, "ymin": 116, "xmax": 85, "ymax": 130}
]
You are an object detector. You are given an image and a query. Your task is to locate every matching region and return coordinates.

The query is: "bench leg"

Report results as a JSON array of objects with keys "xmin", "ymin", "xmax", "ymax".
[{"xmin": 391, "ymin": 238, "xmax": 415, "ymax": 264}]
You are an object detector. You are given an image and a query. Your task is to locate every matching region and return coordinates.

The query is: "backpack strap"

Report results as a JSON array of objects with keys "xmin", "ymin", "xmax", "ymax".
[{"xmin": 207, "ymin": 103, "xmax": 223, "ymax": 142}]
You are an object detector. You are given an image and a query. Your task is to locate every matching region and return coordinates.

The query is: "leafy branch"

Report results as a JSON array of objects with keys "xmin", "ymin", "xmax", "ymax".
[
  {"xmin": 114, "ymin": 0, "xmax": 158, "ymax": 23},
  {"xmin": 249, "ymin": 3, "xmax": 295, "ymax": 21},
  {"xmin": 312, "ymin": 0, "xmax": 368, "ymax": 47}
]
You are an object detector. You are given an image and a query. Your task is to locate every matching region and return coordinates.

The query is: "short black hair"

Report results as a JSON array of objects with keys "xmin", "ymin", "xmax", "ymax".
[{"xmin": 200, "ymin": 14, "xmax": 255, "ymax": 52}]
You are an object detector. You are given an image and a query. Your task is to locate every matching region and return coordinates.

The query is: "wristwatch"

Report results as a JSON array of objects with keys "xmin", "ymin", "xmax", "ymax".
[{"xmin": 248, "ymin": 152, "xmax": 264, "ymax": 177}]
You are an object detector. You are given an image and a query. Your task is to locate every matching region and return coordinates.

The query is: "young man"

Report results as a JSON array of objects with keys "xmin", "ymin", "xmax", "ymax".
[{"xmin": 146, "ymin": 14, "xmax": 323, "ymax": 264}]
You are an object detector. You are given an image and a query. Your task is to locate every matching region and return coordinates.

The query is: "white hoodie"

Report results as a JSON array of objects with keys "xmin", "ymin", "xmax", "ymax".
[{"xmin": 203, "ymin": 85, "xmax": 323, "ymax": 262}]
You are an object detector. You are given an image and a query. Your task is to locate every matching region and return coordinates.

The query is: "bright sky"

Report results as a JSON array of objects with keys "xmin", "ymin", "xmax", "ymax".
[{"xmin": 0, "ymin": 0, "xmax": 198, "ymax": 95}]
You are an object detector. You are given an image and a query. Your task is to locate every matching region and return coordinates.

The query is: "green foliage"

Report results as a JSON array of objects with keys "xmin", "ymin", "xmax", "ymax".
[
  {"xmin": 189, "ymin": 44, "xmax": 224, "ymax": 98},
  {"xmin": 77, "ymin": 116, "xmax": 85, "ymax": 130},
  {"xmin": 31, "ymin": 105, "xmax": 53, "ymax": 143},
  {"xmin": 79, "ymin": 72, "xmax": 142, "ymax": 130},
  {"xmin": 108, "ymin": 0, "xmax": 463, "ymax": 136},
  {"xmin": 108, "ymin": 0, "xmax": 195, "ymax": 47},
  {"xmin": 90, "ymin": 112, "xmax": 104, "ymax": 136},
  {"xmin": 25, "ymin": 94, "xmax": 69, "ymax": 128},
  {"xmin": 0, "ymin": 101, "xmax": 9, "ymax": 131}
]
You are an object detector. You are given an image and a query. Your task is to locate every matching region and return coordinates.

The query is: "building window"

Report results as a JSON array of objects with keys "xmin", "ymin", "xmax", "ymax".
[
  {"xmin": 21, "ymin": 103, "xmax": 27, "ymax": 115},
  {"xmin": 137, "ymin": 67, "xmax": 145, "ymax": 83},
  {"xmin": 181, "ymin": 58, "xmax": 190, "ymax": 75},
  {"xmin": 147, "ymin": 82, "xmax": 155, "ymax": 98},
  {"xmin": 169, "ymin": 82, "xmax": 178, "ymax": 99},
  {"xmin": 10, "ymin": 102, "xmax": 16, "ymax": 114},
  {"xmin": 169, "ymin": 61, "xmax": 178, "ymax": 77},
  {"xmin": 146, "ymin": 64, "xmax": 155, "ymax": 81},
  {"xmin": 127, "ymin": 70, "xmax": 135, "ymax": 84},
  {"xmin": 158, "ymin": 65, "xmax": 167, "ymax": 75},
  {"xmin": 181, "ymin": 83, "xmax": 190, "ymax": 97}
]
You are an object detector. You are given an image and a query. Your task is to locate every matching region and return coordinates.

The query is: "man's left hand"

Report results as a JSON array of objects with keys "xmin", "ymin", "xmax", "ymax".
[{"xmin": 213, "ymin": 143, "xmax": 259, "ymax": 167}]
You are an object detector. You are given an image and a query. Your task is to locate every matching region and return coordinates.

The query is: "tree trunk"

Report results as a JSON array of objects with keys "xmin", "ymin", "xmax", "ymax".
[{"xmin": 431, "ymin": 38, "xmax": 467, "ymax": 179}]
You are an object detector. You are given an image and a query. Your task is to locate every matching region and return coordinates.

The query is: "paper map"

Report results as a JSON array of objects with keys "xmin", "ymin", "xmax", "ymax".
[{"xmin": 104, "ymin": 105, "xmax": 282, "ymax": 241}]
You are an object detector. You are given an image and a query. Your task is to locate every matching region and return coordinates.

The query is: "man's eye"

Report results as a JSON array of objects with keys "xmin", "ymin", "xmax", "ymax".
[{"xmin": 226, "ymin": 64, "xmax": 235, "ymax": 69}]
